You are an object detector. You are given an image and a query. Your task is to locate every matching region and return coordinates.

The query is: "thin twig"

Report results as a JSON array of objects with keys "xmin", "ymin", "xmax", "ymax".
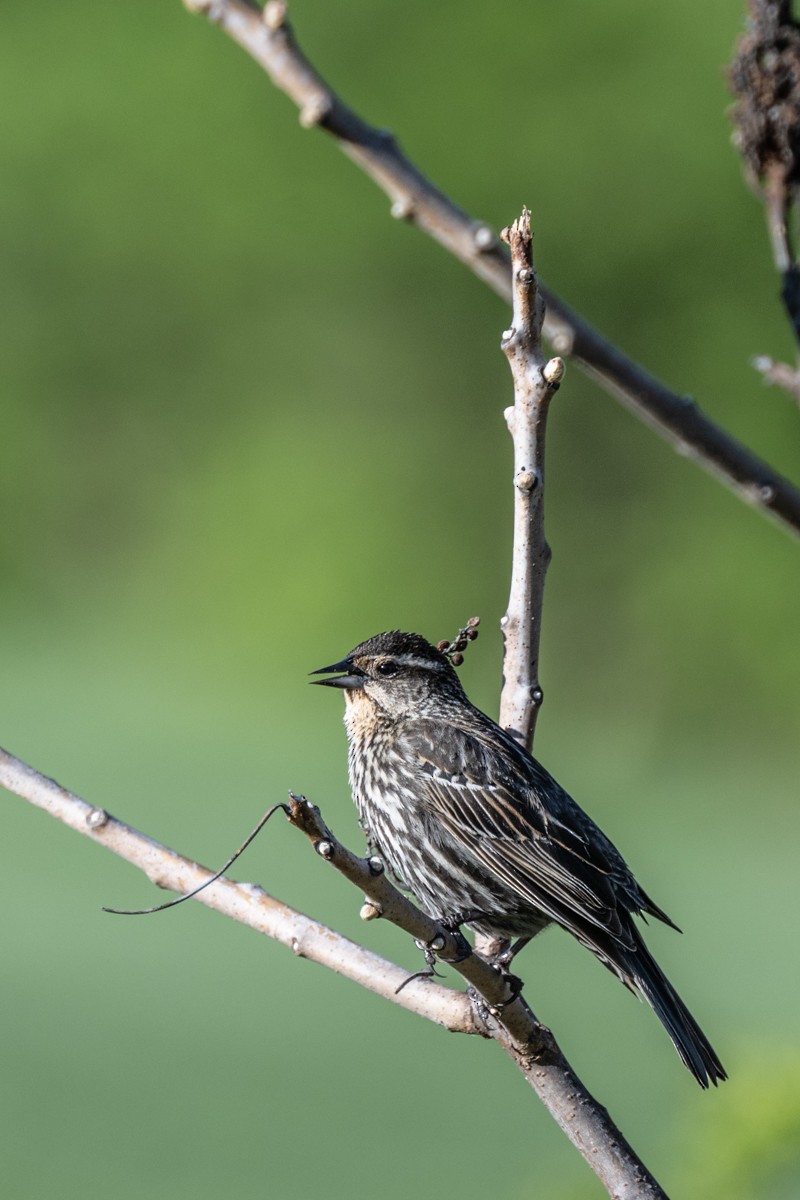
[
  {"xmin": 184, "ymin": 0, "xmax": 800, "ymax": 538},
  {"xmin": 754, "ymin": 353, "xmax": 800, "ymax": 403},
  {"xmin": 498, "ymin": 209, "xmax": 562, "ymax": 749},
  {"xmin": 765, "ymin": 165, "xmax": 794, "ymax": 275},
  {"xmin": 765, "ymin": 161, "xmax": 800, "ymax": 343}
]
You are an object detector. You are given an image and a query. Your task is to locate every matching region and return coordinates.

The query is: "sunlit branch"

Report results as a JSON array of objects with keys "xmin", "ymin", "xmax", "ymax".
[{"xmin": 184, "ymin": 0, "xmax": 800, "ymax": 538}]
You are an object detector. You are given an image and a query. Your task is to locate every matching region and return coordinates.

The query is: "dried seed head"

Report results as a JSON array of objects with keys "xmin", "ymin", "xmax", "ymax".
[{"xmin": 729, "ymin": 5, "xmax": 800, "ymax": 193}]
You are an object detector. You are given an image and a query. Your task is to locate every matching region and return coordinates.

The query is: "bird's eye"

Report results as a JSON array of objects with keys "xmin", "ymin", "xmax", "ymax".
[{"xmin": 376, "ymin": 660, "xmax": 399, "ymax": 677}]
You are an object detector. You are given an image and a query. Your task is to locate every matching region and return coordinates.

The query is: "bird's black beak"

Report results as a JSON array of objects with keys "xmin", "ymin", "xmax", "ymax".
[{"xmin": 310, "ymin": 658, "xmax": 366, "ymax": 689}]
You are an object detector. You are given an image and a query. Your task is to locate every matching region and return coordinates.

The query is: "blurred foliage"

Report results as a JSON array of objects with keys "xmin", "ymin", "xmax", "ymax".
[
  {"xmin": 675, "ymin": 1048, "xmax": 800, "ymax": 1199},
  {"xmin": 552, "ymin": 1047, "xmax": 800, "ymax": 1200},
  {"xmin": 1, "ymin": 1, "xmax": 799, "ymax": 1198}
]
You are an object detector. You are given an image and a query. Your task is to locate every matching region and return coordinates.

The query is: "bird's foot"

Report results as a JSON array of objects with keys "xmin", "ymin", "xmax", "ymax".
[
  {"xmin": 493, "ymin": 970, "xmax": 524, "ymax": 1010},
  {"xmin": 395, "ymin": 939, "xmax": 445, "ymax": 994},
  {"xmin": 467, "ymin": 969, "xmax": 524, "ymax": 1022},
  {"xmin": 394, "ymin": 928, "xmax": 471, "ymax": 994},
  {"xmin": 436, "ymin": 928, "xmax": 472, "ymax": 964},
  {"xmin": 489, "ymin": 936, "xmax": 531, "ymax": 969}
]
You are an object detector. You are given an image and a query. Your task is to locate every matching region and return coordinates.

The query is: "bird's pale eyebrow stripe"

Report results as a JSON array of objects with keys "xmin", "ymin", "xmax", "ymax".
[{"xmin": 385, "ymin": 654, "xmax": 445, "ymax": 670}]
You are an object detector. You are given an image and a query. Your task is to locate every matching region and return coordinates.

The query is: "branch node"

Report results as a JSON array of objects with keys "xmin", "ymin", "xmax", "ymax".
[
  {"xmin": 360, "ymin": 901, "xmax": 383, "ymax": 921},
  {"xmin": 299, "ymin": 94, "xmax": 332, "ymax": 128},
  {"xmin": 183, "ymin": 0, "xmax": 220, "ymax": 15},
  {"xmin": 514, "ymin": 469, "xmax": 537, "ymax": 494},
  {"xmin": 390, "ymin": 197, "xmax": 414, "ymax": 221},
  {"xmin": 315, "ymin": 839, "xmax": 334, "ymax": 860},
  {"xmin": 367, "ymin": 854, "xmax": 385, "ymax": 876},
  {"xmin": 262, "ymin": 0, "xmax": 288, "ymax": 30},
  {"xmin": 549, "ymin": 329, "xmax": 574, "ymax": 356},
  {"xmin": 543, "ymin": 356, "xmax": 565, "ymax": 385},
  {"xmin": 472, "ymin": 223, "xmax": 496, "ymax": 251},
  {"xmin": 86, "ymin": 806, "xmax": 109, "ymax": 830}
]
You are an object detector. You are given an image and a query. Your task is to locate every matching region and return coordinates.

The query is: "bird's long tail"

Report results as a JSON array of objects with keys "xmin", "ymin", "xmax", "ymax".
[{"xmin": 631, "ymin": 942, "xmax": 727, "ymax": 1088}]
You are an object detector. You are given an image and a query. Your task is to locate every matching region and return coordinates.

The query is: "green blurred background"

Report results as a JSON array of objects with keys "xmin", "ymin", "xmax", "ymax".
[{"xmin": 2, "ymin": 1, "xmax": 799, "ymax": 1196}]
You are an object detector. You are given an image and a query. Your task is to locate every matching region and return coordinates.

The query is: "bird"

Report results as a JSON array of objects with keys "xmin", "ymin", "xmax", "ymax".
[{"xmin": 312, "ymin": 629, "xmax": 726, "ymax": 1088}]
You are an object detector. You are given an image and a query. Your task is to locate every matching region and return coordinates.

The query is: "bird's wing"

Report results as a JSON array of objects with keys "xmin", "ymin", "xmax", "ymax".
[{"xmin": 409, "ymin": 718, "xmax": 650, "ymax": 948}]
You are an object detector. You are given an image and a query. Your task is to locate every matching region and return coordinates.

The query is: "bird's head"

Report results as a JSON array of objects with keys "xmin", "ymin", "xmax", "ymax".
[{"xmin": 311, "ymin": 630, "xmax": 466, "ymax": 720}]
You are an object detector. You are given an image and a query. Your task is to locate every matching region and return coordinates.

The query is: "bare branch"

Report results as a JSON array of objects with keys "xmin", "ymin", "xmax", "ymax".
[
  {"xmin": 498, "ymin": 209, "xmax": 562, "ymax": 749},
  {"xmin": 2, "ymin": 742, "xmax": 667, "ymax": 1198},
  {"xmin": 184, "ymin": 0, "xmax": 800, "ymax": 538},
  {"xmin": 286, "ymin": 793, "xmax": 668, "ymax": 1200},
  {"xmin": 0, "ymin": 745, "xmax": 472, "ymax": 1032},
  {"xmin": 765, "ymin": 164, "xmax": 794, "ymax": 275},
  {"xmin": 287, "ymin": 792, "xmax": 523, "ymax": 1009}
]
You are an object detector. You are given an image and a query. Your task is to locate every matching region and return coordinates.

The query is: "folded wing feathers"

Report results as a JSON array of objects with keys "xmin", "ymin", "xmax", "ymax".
[{"xmin": 414, "ymin": 723, "xmax": 662, "ymax": 950}]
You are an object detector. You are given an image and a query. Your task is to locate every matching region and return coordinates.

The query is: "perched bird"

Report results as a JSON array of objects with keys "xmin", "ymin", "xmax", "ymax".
[{"xmin": 313, "ymin": 630, "xmax": 726, "ymax": 1088}]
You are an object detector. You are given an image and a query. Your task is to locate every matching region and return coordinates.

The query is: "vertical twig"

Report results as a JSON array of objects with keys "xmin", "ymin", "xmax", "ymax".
[
  {"xmin": 765, "ymin": 162, "xmax": 794, "ymax": 274},
  {"xmin": 498, "ymin": 208, "xmax": 564, "ymax": 750}
]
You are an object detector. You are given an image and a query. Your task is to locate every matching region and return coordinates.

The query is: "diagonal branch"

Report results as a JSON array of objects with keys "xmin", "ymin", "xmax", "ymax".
[
  {"xmin": 184, "ymin": 0, "xmax": 800, "ymax": 539},
  {"xmin": 284, "ymin": 792, "xmax": 673, "ymax": 1200},
  {"xmin": 0, "ymin": 745, "xmax": 472, "ymax": 1031},
  {"xmin": 286, "ymin": 791, "xmax": 668, "ymax": 1199},
  {"xmin": 1, "ymin": 743, "xmax": 667, "ymax": 1198}
]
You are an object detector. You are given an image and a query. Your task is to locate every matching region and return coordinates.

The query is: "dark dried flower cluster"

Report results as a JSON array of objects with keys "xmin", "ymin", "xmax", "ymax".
[
  {"xmin": 437, "ymin": 616, "xmax": 480, "ymax": 667},
  {"xmin": 729, "ymin": 0, "xmax": 800, "ymax": 193}
]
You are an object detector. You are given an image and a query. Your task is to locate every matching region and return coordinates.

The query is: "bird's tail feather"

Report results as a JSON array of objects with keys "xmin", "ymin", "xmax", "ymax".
[{"xmin": 632, "ymin": 944, "xmax": 727, "ymax": 1088}]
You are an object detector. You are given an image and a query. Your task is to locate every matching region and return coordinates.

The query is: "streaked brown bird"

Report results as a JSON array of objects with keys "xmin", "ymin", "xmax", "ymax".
[{"xmin": 313, "ymin": 630, "xmax": 726, "ymax": 1088}]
